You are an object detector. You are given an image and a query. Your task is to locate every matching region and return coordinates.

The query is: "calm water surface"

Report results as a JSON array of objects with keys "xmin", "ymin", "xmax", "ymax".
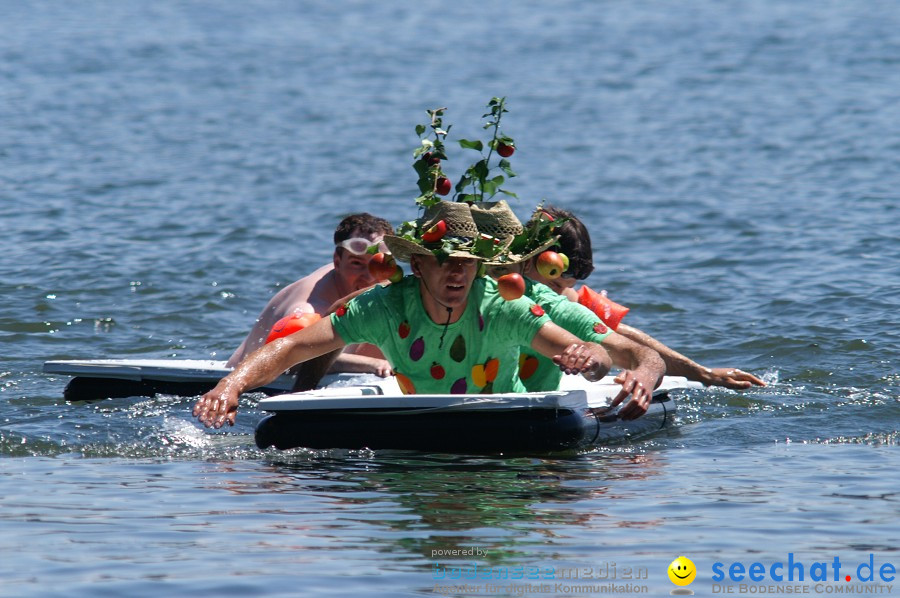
[{"xmin": 1, "ymin": 1, "xmax": 898, "ymax": 596}]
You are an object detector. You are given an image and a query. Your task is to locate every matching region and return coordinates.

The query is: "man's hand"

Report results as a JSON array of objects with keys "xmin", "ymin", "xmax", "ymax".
[
  {"xmin": 553, "ymin": 343, "xmax": 611, "ymax": 381},
  {"xmin": 606, "ymin": 370, "xmax": 656, "ymax": 420},
  {"xmin": 371, "ymin": 359, "xmax": 393, "ymax": 378},
  {"xmin": 193, "ymin": 383, "xmax": 240, "ymax": 429},
  {"xmin": 703, "ymin": 367, "xmax": 766, "ymax": 389}
]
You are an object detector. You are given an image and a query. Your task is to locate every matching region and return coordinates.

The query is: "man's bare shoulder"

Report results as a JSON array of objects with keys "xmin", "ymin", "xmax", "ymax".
[
  {"xmin": 267, "ymin": 263, "xmax": 335, "ymax": 314},
  {"xmin": 281, "ymin": 263, "xmax": 334, "ymax": 294}
]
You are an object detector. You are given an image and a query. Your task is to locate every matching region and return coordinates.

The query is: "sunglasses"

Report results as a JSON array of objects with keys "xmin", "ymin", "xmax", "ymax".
[{"xmin": 338, "ymin": 237, "xmax": 389, "ymax": 256}]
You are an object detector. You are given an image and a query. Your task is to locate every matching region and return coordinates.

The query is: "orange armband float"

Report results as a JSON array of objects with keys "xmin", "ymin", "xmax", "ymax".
[
  {"xmin": 265, "ymin": 312, "xmax": 322, "ymax": 344},
  {"xmin": 576, "ymin": 285, "xmax": 629, "ymax": 331}
]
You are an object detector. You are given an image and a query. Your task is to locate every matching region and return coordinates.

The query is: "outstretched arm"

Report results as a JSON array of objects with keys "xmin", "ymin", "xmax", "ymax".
[
  {"xmin": 597, "ymin": 330, "xmax": 666, "ymax": 420},
  {"xmin": 530, "ymin": 321, "xmax": 612, "ymax": 381},
  {"xmin": 194, "ymin": 318, "xmax": 346, "ymax": 428},
  {"xmin": 615, "ymin": 323, "xmax": 765, "ymax": 389}
]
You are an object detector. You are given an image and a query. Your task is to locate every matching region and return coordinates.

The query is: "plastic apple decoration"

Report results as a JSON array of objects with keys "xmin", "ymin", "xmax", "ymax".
[
  {"xmin": 421, "ymin": 219, "xmax": 447, "ymax": 242},
  {"xmin": 496, "ymin": 143, "xmax": 515, "ymax": 158},
  {"xmin": 559, "ymin": 252, "xmax": 570, "ymax": 272},
  {"xmin": 368, "ymin": 252, "xmax": 400, "ymax": 281},
  {"xmin": 435, "ymin": 177, "xmax": 452, "ymax": 195},
  {"xmin": 535, "ymin": 251, "xmax": 566, "ymax": 280},
  {"xmin": 497, "ymin": 273, "xmax": 526, "ymax": 301}
]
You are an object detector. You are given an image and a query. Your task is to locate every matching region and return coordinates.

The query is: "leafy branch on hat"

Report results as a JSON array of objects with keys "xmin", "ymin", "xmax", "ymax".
[
  {"xmin": 412, "ymin": 107, "xmax": 452, "ymax": 209},
  {"xmin": 401, "ymin": 100, "xmax": 521, "ymax": 265},
  {"xmin": 454, "ymin": 97, "xmax": 518, "ymax": 203},
  {"xmin": 507, "ymin": 203, "xmax": 565, "ymax": 257}
]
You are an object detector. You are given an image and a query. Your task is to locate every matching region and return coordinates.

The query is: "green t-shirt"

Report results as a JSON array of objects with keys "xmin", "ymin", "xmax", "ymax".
[
  {"xmin": 518, "ymin": 280, "xmax": 613, "ymax": 392},
  {"xmin": 331, "ymin": 276, "xmax": 551, "ymax": 394}
]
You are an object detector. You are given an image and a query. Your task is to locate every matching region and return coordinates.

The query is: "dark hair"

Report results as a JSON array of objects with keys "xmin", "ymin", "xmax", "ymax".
[
  {"xmin": 333, "ymin": 213, "xmax": 394, "ymax": 245},
  {"xmin": 542, "ymin": 205, "xmax": 594, "ymax": 280}
]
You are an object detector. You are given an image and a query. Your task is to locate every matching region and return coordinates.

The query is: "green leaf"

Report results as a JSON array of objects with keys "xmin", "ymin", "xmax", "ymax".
[
  {"xmin": 499, "ymin": 160, "xmax": 516, "ymax": 178},
  {"xmin": 498, "ymin": 189, "xmax": 519, "ymax": 198},
  {"xmin": 491, "ymin": 175, "xmax": 505, "ymax": 185},
  {"xmin": 472, "ymin": 159, "xmax": 489, "ymax": 180},
  {"xmin": 398, "ymin": 220, "xmax": 417, "ymax": 236},
  {"xmin": 473, "ymin": 235, "xmax": 500, "ymax": 258},
  {"xmin": 458, "ymin": 193, "xmax": 478, "ymax": 203},
  {"xmin": 454, "ymin": 176, "xmax": 472, "ymax": 193},
  {"xmin": 413, "ymin": 159, "xmax": 429, "ymax": 177},
  {"xmin": 415, "ymin": 193, "xmax": 441, "ymax": 209},
  {"xmin": 415, "ymin": 124, "xmax": 426, "ymax": 136},
  {"xmin": 508, "ymin": 231, "xmax": 529, "ymax": 253},
  {"xmin": 482, "ymin": 180, "xmax": 498, "ymax": 196},
  {"xmin": 458, "ymin": 139, "xmax": 484, "ymax": 151}
]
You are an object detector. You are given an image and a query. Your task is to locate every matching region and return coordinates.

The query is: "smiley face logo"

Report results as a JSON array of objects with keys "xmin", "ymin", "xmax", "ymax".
[{"xmin": 668, "ymin": 556, "xmax": 696, "ymax": 586}]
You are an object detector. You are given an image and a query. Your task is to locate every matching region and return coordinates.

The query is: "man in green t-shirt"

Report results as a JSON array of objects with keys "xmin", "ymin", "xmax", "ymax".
[
  {"xmin": 497, "ymin": 204, "xmax": 766, "ymax": 393},
  {"xmin": 471, "ymin": 201, "xmax": 666, "ymax": 418},
  {"xmin": 194, "ymin": 201, "xmax": 615, "ymax": 429}
]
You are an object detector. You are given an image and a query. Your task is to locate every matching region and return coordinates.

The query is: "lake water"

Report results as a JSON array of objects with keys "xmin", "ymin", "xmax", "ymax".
[{"xmin": 1, "ymin": 1, "xmax": 898, "ymax": 596}]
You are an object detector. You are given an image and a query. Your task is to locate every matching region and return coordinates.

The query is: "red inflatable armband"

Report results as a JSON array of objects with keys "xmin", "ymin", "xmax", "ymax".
[
  {"xmin": 265, "ymin": 312, "xmax": 322, "ymax": 344},
  {"xmin": 577, "ymin": 286, "xmax": 629, "ymax": 331}
]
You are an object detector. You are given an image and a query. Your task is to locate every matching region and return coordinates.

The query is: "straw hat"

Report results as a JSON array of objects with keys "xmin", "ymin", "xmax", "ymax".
[
  {"xmin": 384, "ymin": 201, "xmax": 509, "ymax": 263},
  {"xmin": 470, "ymin": 201, "xmax": 558, "ymax": 266},
  {"xmin": 469, "ymin": 200, "xmax": 524, "ymax": 242}
]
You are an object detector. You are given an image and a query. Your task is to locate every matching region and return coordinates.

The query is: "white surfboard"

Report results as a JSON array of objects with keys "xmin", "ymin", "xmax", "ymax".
[{"xmin": 44, "ymin": 358, "xmax": 701, "ymax": 452}]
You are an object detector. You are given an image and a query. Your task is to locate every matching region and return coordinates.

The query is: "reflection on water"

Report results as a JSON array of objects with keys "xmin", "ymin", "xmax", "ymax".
[
  {"xmin": 206, "ymin": 452, "xmax": 669, "ymax": 567},
  {"xmin": 2, "ymin": 446, "xmax": 898, "ymax": 596}
]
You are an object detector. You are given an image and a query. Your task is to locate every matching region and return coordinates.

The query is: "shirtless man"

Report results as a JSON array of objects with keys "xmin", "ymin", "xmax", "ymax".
[{"xmin": 227, "ymin": 213, "xmax": 394, "ymax": 385}]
